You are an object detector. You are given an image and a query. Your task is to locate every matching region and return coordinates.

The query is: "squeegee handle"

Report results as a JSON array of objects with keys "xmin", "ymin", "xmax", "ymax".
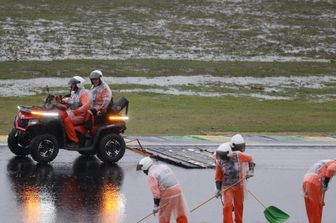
[
  {"xmin": 190, "ymin": 178, "xmax": 244, "ymax": 213},
  {"xmin": 248, "ymin": 190, "xmax": 267, "ymax": 209},
  {"xmin": 136, "ymin": 203, "xmax": 168, "ymax": 223}
]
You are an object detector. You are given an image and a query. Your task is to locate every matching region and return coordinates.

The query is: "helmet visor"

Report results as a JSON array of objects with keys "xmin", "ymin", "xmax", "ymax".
[
  {"xmin": 68, "ymin": 78, "xmax": 79, "ymax": 86},
  {"xmin": 89, "ymin": 71, "xmax": 102, "ymax": 79},
  {"xmin": 232, "ymin": 143, "xmax": 246, "ymax": 152}
]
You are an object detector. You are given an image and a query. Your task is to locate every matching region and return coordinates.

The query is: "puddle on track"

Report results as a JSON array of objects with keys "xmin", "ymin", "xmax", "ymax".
[{"xmin": 1, "ymin": 147, "xmax": 336, "ymax": 222}]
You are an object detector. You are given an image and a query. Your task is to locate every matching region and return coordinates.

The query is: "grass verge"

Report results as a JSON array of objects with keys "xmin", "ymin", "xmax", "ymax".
[
  {"xmin": 1, "ymin": 92, "xmax": 336, "ymax": 136},
  {"xmin": 0, "ymin": 59, "xmax": 335, "ymax": 79}
]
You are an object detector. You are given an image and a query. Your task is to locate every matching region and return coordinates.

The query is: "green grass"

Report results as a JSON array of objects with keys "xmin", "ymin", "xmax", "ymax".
[
  {"xmin": 0, "ymin": 95, "xmax": 44, "ymax": 135},
  {"xmin": 0, "ymin": 59, "xmax": 335, "ymax": 79},
  {"xmin": 2, "ymin": 92, "xmax": 336, "ymax": 136},
  {"xmin": 1, "ymin": 0, "xmax": 336, "ymax": 136},
  {"xmin": 0, "ymin": 59, "xmax": 336, "ymax": 135}
]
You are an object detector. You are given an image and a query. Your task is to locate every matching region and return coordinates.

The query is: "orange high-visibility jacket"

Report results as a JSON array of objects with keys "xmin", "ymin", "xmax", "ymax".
[
  {"xmin": 215, "ymin": 151, "xmax": 254, "ymax": 187},
  {"xmin": 305, "ymin": 160, "xmax": 336, "ymax": 180}
]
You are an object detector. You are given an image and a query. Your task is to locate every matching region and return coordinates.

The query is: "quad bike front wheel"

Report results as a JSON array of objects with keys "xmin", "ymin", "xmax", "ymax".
[
  {"xmin": 30, "ymin": 134, "xmax": 59, "ymax": 163},
  {"xmin": 8, "ymin": 128, "xmax": 30, "ymax": 156},
  {"xmin": 97, "ymin": 133, "xmax": 126, "ymax": 163}
]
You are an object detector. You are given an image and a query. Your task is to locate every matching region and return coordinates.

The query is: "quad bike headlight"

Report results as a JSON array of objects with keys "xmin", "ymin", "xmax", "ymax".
[
  {"xmin": 108, "ymin": 116, "xmax": 129, "ymax": 121},
  {"xmin": 31, "ymin": 110, "xmax": 59, "ymax": 117},
  {"xmin": 17, "ymin": 106, "xmax": 59, "ymax": 117}
]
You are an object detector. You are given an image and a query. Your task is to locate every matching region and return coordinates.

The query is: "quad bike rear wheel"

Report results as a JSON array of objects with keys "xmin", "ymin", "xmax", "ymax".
[
  {"xmin": 8, "ymin": 128, "xmax": 30, "ymax": 156},
  {"xmin": 97, "ymin": 133, "xmax": 126, "ymax": 163},
  {"xmin": 30, "ymin": 134, "xmax": 59, "ymax": 163}
]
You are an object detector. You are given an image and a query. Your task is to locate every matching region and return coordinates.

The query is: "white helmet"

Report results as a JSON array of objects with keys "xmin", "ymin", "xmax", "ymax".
[
  {"xmin": 217, "ymin": 142, "xmax": 232, "ymax": 153},
  {"xmin": 89, "ymin": 70, "xmax": 103, "ymax": 79},
  {"xmin": 230, "ymin": 134, "xmax": 246, "ymax": 152},
  {"xmin": 136, "ymin": 157, "xmax": 153, "ymax": 171},
  {"xmin": 216, "ymin": 142, "xmax": 232, "ymax": 160},
  {"xmin": 68, "ymin": 76, "xmax": 86, "ymax": 89}
]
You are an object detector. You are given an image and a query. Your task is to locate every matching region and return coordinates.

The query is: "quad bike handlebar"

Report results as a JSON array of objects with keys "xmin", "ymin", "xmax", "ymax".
[
  {"xmin": 43, "ymin": 86, "xmax": 69, "ymax": 110},
  {"xmin": 42, "ymin": 93, "xmax": 69, "ymax": 111}
]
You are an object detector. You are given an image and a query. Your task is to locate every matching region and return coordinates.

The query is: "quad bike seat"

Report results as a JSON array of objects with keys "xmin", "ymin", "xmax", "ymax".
[
  {"xmin": 109, "ymin": 97, "xmax": 129, "ymax": 114},
  {"xmin": 74, "ymin": 97, "xmax": 129, "ymax": 128},
  {"xmin": 92, "ymin": 97, "xmax": 129, "ymax": 125},
  {"xmin": 54, "ymin": 103, "xmax": 68, "ymax": 111},
  {"xmin": 74, "ymin": 111, "xmax": 95, "ymax": 130}
]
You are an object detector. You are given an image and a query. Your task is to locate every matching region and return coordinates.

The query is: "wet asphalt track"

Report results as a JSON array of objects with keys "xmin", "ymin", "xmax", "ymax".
[{"xmin": 1, "ymin": 145, "xmax": 336, "ymax": 223}]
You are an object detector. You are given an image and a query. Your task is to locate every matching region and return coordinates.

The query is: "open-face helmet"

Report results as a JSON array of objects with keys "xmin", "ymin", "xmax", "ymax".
[
  {"xmin": 136, "ymin": 157, "xmax": 153, "ymax": 172},
  {"xmin": 89, "ymin": 70, "xmax": 103, "ymax": 85},
  {"xmin": 216, "ymin": 142, "xmax": 232, "ymax": 160},
  {"xmin": 68, "ymin": 76, "xmax": 85, "ymax": 91},
  {"xmin": 231, "ymin": 134, "xmax": 246, "ymax": 152}
]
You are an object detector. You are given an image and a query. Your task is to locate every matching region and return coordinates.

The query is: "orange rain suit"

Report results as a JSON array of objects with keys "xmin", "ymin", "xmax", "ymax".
[
  {"xmin": 63, "ymin": 88, "xmax": 91, "ymax": 143},
  {"xmin": 147, "ymin": 164, "xmax": 188, "ymax": 223},
  {"xmin": 215, "ymin": 151, "xmax": 254, "ymax": 223},
  {"xmin": 302, "ymin": 160, "xmax": 336, "ymax": 223},
  {"xmin": 90, "ymin": 82, "xmax": 112, "ymax": 113}
]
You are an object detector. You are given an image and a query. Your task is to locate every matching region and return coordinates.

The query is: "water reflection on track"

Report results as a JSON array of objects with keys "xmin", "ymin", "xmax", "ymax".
[{"xmin": 7, "ymin": 156, "xmax": 125, "ymax": 223}]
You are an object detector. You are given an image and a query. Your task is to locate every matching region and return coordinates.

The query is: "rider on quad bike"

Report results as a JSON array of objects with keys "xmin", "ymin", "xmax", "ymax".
[
  {"xmin": 62, "ymin": 76, "xmax": 92, "ymax": 148},
  {"xmin": 8, "ymin": 79, "xmax": 129, "ymax": 164},
  {"xmin": 89, "ymin": 70, "xmax": 112, "ymax": 116}
]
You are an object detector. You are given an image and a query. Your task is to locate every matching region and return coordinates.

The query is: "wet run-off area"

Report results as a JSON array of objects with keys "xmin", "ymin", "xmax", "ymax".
[
  {"xmin": 1, "ymin": 1, "xmax": 335, "ymax": 62},
  {"xmin": 2, "ymin": 75, "xmax": 336, "ymax": 101},
  {"xmin": 1, "ymin": 142, "xmax": 336, "ymax": 223}
]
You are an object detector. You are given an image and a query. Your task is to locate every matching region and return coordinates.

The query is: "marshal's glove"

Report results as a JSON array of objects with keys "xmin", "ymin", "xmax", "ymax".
[
  {"xmin": 215, "ymin": 189, "xmax": 222, "ymax": 198},
  {"xmin": 55, "ymin": 95, "xmax": 62, "ymax": 103},
  {"xmin": 152, "ymin": 198, "xmax": 160, "ymax": 215},
  {"xmin": 152, "ymin": 205, "xmax": 159, "ymax": 216},
  {"xmin": 246, "ymin": 162, "xmax": 256, "ymax": 179},
  {"xmin": 246, "ymin": 173, "xmax": 254, "ymax": 179}
]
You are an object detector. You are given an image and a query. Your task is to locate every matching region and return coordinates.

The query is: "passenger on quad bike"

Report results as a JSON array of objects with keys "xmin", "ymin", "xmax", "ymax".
[
  {"xmin": 62, "ymin": 76, "xmax": 92, "ymax": 148},
  {"xmin": 89, "ymin": 70, "xmax": 112, "ymax": 115}
]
